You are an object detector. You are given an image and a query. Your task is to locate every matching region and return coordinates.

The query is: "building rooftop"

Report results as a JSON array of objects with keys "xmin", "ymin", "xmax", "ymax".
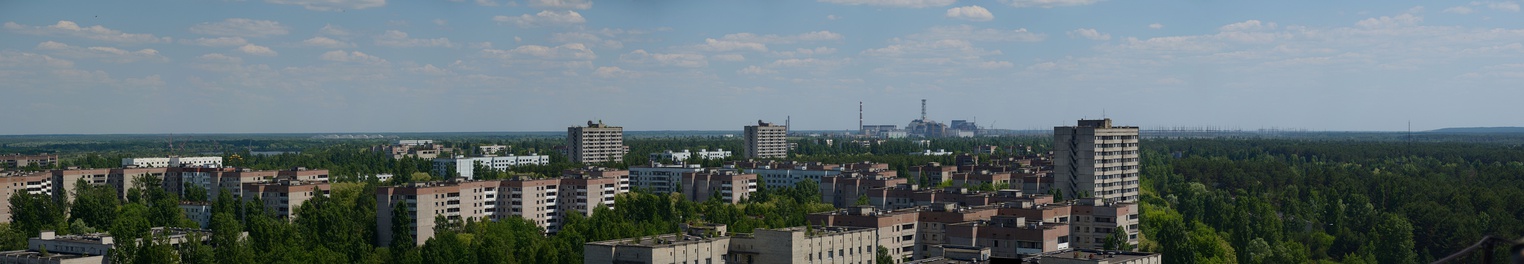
[
  {"xmin": 0, "ymin": 250, "xmax": 102, "ymax": 261},
  {"xmin": 587, "ymin": 233, "xmax": 727, "ymax": 248},
  {"xmin": 1040, "ymin": 249, "xmax": 1161, "ymax": 263}
]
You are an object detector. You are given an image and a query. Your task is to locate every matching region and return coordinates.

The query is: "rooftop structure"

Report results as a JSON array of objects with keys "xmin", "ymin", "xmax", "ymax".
[
  {"xmin": 649, "ymin": 149, "xmax": 732, "ymax": 162},
  {"xmin": 1038, "ymin": 249, "xmax": 1161, "ymax": 264}
]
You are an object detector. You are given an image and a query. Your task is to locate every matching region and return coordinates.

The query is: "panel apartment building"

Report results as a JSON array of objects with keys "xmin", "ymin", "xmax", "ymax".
[
  {"xmin": 1054, "ymin": 118, "xmax": 1140, "ymax": 203},
  {"xmin": 432, "ymin": 154, "xmax": 551, "ymax": 180},
  {"xmin": 569, "ymin": 121, "xmax": 628, "ymax": 164},
  {"xmin": 375, "ymin": 167, "xmax": 630, "ymax": 246},
  {"xmin": 743, "ymin": 120, "xmax": 788, "ymax": 159}
]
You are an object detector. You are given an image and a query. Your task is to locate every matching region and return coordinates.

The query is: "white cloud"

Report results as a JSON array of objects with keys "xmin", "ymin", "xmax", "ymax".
[
  {"xmin": 1000, "ymin": 0, "xmax": 1100, "ymax": 8},
  {"xmin": 827, "ymin": 15, "xmax": 840, "ymax": 20},
  {"xmin": 1356, "ymin": 13, "xmax": 1422, "ymax": 28},
  {"xmin": 493, "ymin": 10, "xmax": 586, "ymax": 27},
  {"xmin": 620, "ymin": 50, "xmax": 707, "ymax": 67},
  {"xmin": 197, "ymin": 53, "xmax": 243, "ymax": 63},
  {"xmin": 593, "ymin": 66, "xmax": 638, "ymax": 78},
  {"xmin": 713, "ymin": 54, "xmax": 746, "ymax": 62},
  {"xmin": 818, "ymin": 0, "xmax": 954, "ymax": 8},
  {"xmin": 374, "ymin": 30, "xmax": 456, "ymax": 48},
  {"xmin": 550, "ymin": 32, "xmax": 623, "ymax": 49},
  {"xmin": 913, "ymin": 25, "xmax": 1046, "ymax": 42},
  {"xmin": 4, "ymin": 20, "xmax": 171, "ymax": 43},
  {"xmin": 320, "ymin": 50, "xmax": 387, "ymax": 64},
  {"xmin": 1219, "ymin": 20, "xmax": 1277, "ymax": 31},
  {"xmin": 1068, "ymin": 28, "xmax": 1111, "ymax": 40},
  {"xmin": 318, "ymin": 24, "xmax": 355, "ymax": 38},
  {"xmin": 302, "ymin": 36, "xmax": 355, "ymax": 48},
  {"xmin": 180, "ymin": 37, "xmax": 249, "ymax": 47},
  {"xmin": 720, "ymin": 31, "xmax": 843, "ymax": 44},
  {"xmin": 189, "ymin": 18, "xmax": 289, "ymax": 37},
  {"xmin": 1444, "ymin": 6, "xmax": 1475, "ymax": 14},
  {"xmin": 265, "ymin": 0, "xmax": 385, "ymax": 11},
  {"xmin": 1486, "ymin": 1, "xmax": 1521, "ymax": 12},
  {"xmin": 34, "ymin": 41, "xmax": 166, "ymax": 63},
  {"xmin": 1149, "ymin": 23, "xmax": 1164, "ymax": 29},
  {"xmin": 237, "ymin": 44, "xmax": 278, "ymax": 56},
  {"xmin": 946, "ymin": 5, "xmax": 994, "ymax": 21},
  {"xmin": 484, "ymin": 43, "xmax": 597, "ymax": 60},
  {"xmin": 738, "ymin": 65, "xmax": 776, "ymax": 75},
  {"xmin": 529, "ymin": 0, "xmax": 591, "ymax": 9},
  {"xmin": 698, "ymin": 38, "xmax": 768, "ymax": 52}
]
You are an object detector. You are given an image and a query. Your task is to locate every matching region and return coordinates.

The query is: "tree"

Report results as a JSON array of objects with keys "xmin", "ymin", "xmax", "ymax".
[
  {"xmin": 8, "ymin": 191, "xmax": 65, "ymax": 237},
  {"xmin": 876, "ymin": 245, "xmax": 894, "ymax": 264},
  {"xmin": 211, "ymin": 213, "xmax": 254, "ymax": 264},
  {"xmin": 389, "ymin": 201, "xmax": 421, "ymax": 264},
  {"xmin": 854, "ymin": 194, "xmax": 870, "ymax": 206},
  {"xmin": 1156, "ymin": 220, "xmax": 1195, "ymax": 264},
  {"xmin": 1104, "ymin": 227, "xmax": 1134, "ymax": 251},
  {"xmin": 1374, "ymin": 213, "xmax": 1418, "ymax": 264},
  {"xmin": 69, "ymin": 179, "xmax": 119, "ymax": 231}
]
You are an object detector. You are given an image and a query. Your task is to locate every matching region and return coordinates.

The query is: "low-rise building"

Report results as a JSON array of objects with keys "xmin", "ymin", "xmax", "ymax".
[
  {"xmin": 121, "ymin": 156, "xmax": 223, "ymax": 168},
  {"xmin": 649, "ymin": 149, "xmax": 732, "ymax": 162},
  {"xmin": 915, "ymin": 203, "xmax": 999, "ymax": 259},
  {"xmin": 945, "ymin": 215, "xmax": 1070, "ymax": 259},
  {"xmin": 913, "ymin": 149, "xmax": 954, "ymax": 156},
  {"xmin": 728, "ymin": 226, "xmax": 879, "ymax": 264},
  {"xmin": 374, "ymin": 140, "xmax": 452, "ymax": 159},
  {"xmin": 1039, "ymin": 250, "xmax": 1161, "ymax": 264},
  {"xmin": 584, "ymin": 224, "xmax": 731, "ymax": 264},
  {"xmin": 432, "ymin": 154, "xmax": 551, "ymax": 180},
  {"xmin": 1068, "ymin": 200, "xmax": 1139, "ymax": 250}
]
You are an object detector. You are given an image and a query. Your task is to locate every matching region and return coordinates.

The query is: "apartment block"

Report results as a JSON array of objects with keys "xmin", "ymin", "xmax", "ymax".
[
  {"xmin": 373, "ymin": 140, "xmax": 452, "ymax": 159},
  {"xmin": 241, "ymin": 180, "xmax": 332, "ymax": 219},
  {"xmin": 679, "ymin": 170, "xmax": 758, "ymax": 203},
  {"xmin": 376, "ymin": 181, "xmax": 498, "ymax": 246},
  {"xmin": 820, "ymin": 172, "xmax": 907, "ymax": 209},
  {"xmin": 179, "ymin": 201, "xmax": 213, "ymax": 228},
  {"xmin": 121, "ymin": 156, "xmax": 223, "ymax": 168},
  {"xmin": 743, "ymin": 120, "xmax": 788, "ymax": 159},
  {"xmin": 944, "ymin": 171, "xmax": 1014, "ymax": 189},
  {"xmin": 0, "ymin": 154, "xmax": 56, "ymax": 168},
  {"xmin": 559, "ymin": 167, "xmax": 630, "ymax": 217},
  {"xmin": 14, "ymin": 228, "xmax": 209, "ymax": 263},
  {"xmin": 1054, "ymin": 118, "xmax": 1140, "ymax": 203},
  {"xmin": 1068, "ymin": 199, "xmax": 1139, "ymax": 250},
  {"xmin": 728, "ymin": 226, "xmax": 878, "ymax": 264},
  {"xmin": 497, "ymin": 178, "xmax": 560, "ymax": 230},
  {"xmin": 629, "ymin": 163, "xmax": 705, "ymax": 193},
  {"xmin": 432, "ymin": 154, "xmax": 551, "ymax": 179},
  {"xmin": 909, "ymin": 163, "xmax": 956, "ymax": 185},
  {"xmin": 807, "ymin": 206, "xmax": 920, "ymax": 263},
  {"xmin": 914, "ymin": 203, "xmax": 999, "ymax": 259},
  {"xmin": 584, "ymin": 224, "xmax": 731, "ymax": 264},
  {"xmin": 0, "ymin": 172, "xmax": 53, "ymax": 223},
  {"xmin": 945, "ymin": 215, "xmax": 1071, "ymax": 259},
  {"xmin": 568, "ymin": 121, "xmax": 628, "ymax": 164}
]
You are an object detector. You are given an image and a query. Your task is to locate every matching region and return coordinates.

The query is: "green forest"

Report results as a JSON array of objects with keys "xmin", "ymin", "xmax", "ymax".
[{"xmin": 3, "ymin": 134, "xmax": 1522, "ymax": 263}]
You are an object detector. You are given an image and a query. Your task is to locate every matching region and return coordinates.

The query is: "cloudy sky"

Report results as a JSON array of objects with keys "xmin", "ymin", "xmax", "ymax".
[{"xmin": 3, "ymin": 0, "xmax": 1523, "ymax": 134}]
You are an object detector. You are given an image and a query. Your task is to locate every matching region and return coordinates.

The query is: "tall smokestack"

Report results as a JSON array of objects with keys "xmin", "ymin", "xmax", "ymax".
[{"xmin": 859, "ymin": 101, "xmax": 864, "ymax": 135}]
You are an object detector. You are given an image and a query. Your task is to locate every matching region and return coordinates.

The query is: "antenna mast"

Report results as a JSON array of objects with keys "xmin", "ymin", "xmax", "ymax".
[{"xmin": 920, "ymin": 99, "xmax": 927, "ymax": 121}]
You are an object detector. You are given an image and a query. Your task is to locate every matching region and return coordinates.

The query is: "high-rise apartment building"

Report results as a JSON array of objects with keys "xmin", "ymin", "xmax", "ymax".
[
  {"xmin": 744, "ymin": 120, "xmax": 788, "ymax": 159},
  {"xmin": 1053, "ymin": 119, "xmax": 1140, "ymax": 203},
  {"xmin": 375, "ymin": 167, "xmax": 629, "ymax": 246},
  {"xmin": 569, "ymin": 121, "xmax": 628, "ymax": 164}
]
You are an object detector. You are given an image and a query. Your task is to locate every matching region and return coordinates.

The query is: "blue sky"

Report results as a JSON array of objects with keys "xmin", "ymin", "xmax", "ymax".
[{"xmin": 3, "ymin": 0, "xmax": 1524, "ymax": 134}]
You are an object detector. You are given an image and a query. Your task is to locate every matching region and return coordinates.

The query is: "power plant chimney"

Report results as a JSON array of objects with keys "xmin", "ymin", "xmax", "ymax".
[{"xmin": 859, "ymin": 101, "xmax": 864, "ymax": 136}]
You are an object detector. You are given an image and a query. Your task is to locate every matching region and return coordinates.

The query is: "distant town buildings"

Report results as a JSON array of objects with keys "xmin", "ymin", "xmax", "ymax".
[
  {"xmin": 913, "ymin": 149, "xmax": 954, "ymax": 156},
  {"xmin": 679, "ymin": 169, "xmax": 758, "ymax": 203},
  {"xmin": 477, "ymin": 145, "xmax": 509, "ymax": 156},
  {"xmin": 432, "ymin": 154, "xmax": 551, "ymax": 180},
  {"xmin": 0, "ymin": 154, "xmax": 56, "ymax": 168},
  {"xmin": 569, "ymin": 121, "xmax": 629, "ymax": 164},
  {"xmin": 1054, "ymin": 118, "xmax": 1140, "ymax": 203},
  {"xmin": 0, "ymin": 228, "xmax": 210, "ymax": 263},
  {"xmin": 744, "ymin": 120, "xmax": 789, "ymax": 159},
  {"xmin": 649, "ymin": 149, "xmax": 731, "ymax": 162},
  {"xmin": 373, "ymin": 140, "xmax": 452, "ymax": 159},
  {"xmin": 121, "ymin": 156, "xmax": 223, "ymax": 168},
  {"xmin": 584, "ymin": 224, "xmax": 732, "ymax": 264}
]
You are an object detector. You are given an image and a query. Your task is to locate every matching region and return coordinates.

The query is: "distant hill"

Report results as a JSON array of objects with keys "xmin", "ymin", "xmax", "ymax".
[{"xmin": 1429, "ymin": 127, "xmax": 1524, "ymax": 133}]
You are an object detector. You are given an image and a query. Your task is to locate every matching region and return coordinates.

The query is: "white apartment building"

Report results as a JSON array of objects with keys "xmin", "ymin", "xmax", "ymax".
[
  {"xmin": 121, "ymin": 156, "xmax": 223, "ymax": 168},
  {"xmin": 569, "ymin": 121, "xmax": 628, "ymax": 164},
  {"xmin": 912, "ymin": 149, "xmax": 954, "ymax": 156},
  {"xmin": 649, "ymin": 149, "xmax": 732, "ymax": 162},
  {"xmin": 432, "ymin": 154, "xmax": 552, "ymax": 180}
]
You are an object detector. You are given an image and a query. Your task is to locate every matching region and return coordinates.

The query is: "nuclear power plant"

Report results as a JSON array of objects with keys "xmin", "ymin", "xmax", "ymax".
[{"xmin": 858, "ymin": 99, "xmax": 979, "ymax": 138}]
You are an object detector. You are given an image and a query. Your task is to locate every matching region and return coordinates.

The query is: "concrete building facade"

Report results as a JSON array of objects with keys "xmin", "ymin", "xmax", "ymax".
[
  {"xmin": 679, "ymin": 170, "xmax": 758, "ymax": 203},
  {"xmin": 743, "ymin": 120, "xmax": 788, "ymax": 159},
  {"xmin": 120, "ymin": 156, "xmax": 223, "ymax": 168},
  {"xmin": 584, "ymin": 224, "xmax": 731, "ymax": 264},
  {"xmin": 241, "ymin": 180, "xmax": 332, "ymax": 220},
  {"xmin": 629, "ymin": 164, "xmax": 705, "ymax": 194},
  {"xmin": 727, "ymin": 226, "xmax": 878, "ymax": 264},
  {"xmin": 807, "ymin": 207, "xmax": 920, "ymax": 263},
  {"xmin": 650, "ymin": 149, "xmax": 732, "ymax": 162},
  {"xmin": 568, "ymin": 121, "xmax": 628, "ymax": 164},
  {"xmin": 1054, "ymin": 118, "xmax": 1140, "ymax": 203},
  {"xmin": 0, "ymin": 154, "xmax": 57, "ymax": 169}
]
